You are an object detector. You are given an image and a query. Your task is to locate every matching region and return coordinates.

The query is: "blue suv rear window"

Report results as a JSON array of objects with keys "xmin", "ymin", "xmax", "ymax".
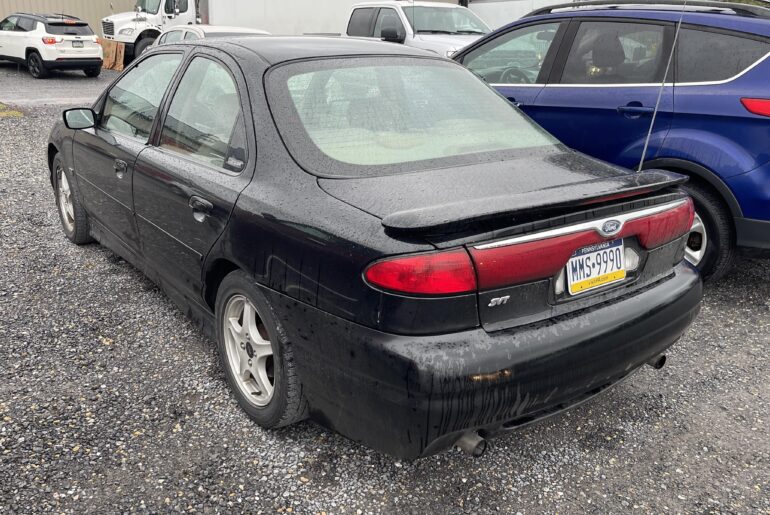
[{"xmin": 677, "ymin": 28, "xmax": 770, "ymax": 82}]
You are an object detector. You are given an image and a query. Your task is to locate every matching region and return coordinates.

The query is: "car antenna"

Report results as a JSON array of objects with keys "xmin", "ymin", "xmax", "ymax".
[{"xmin": 637, "ymin": 0, "xmax": 688, "ymax": 172}]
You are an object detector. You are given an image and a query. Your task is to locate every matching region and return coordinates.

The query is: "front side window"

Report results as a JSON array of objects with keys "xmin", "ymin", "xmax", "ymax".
[
  {"xmin": 374, "ymin": 8, "xmax": 405, "ymax": 39},
  {"xmin": 677, "ymin": 28, "xmax": 770, "ymax": 83},
  {"xmin": 403, "ymin": 6, "xmax": 489, "ymax": 35},
  {"xmin": 561, "ymin": 21, "xmax": 668, "ymax": 84},
  {"xmin": 184, "ymin": 30, "xmax": 199, "ymax": 40},
  {"xmin": 159, "ymin": 57, "xmax": 247, "ymax": 171},
  {"xmin": 135, "ymin": 0, "xmax": 161, "ymax": 15},
  {"xmin": 165, "ymin": 0, "xmax": 189, "ymax": 14},
  {"xmin": 270, "ymin": 58, "xmax": 558, "ymax": 177},
  {"xmin": 347, "ymin": 8, "xmax": 375, "ymax": 37},
  {"xmin": 0, "ymin": 17, "xmax": 19, "ymax": 31},
  {"xmin": 463, "ymin": 22, "xmax": 561, "ymax": 84},
  {"xmin": 164, "ymin": 29, "xmax": 184, "ymax": 43},
  {"xmin": 100, "ymin": 53, "xmax": 183, "ymax": 139}
]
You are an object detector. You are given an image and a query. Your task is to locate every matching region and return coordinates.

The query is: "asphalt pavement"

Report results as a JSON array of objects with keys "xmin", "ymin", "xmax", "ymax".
[{"xmin": 0, "ymin": 65, "xmax": 768, "ymax": 514}]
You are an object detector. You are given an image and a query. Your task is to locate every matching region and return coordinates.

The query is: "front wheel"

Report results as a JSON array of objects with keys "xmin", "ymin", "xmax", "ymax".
[
  {"xmin": 27, "ymin": 52, "xmax": 48, "ymax": 79},
  {"xmin": 215, "ymin": 271, "xmax": 308, "ymax": 428},
  {"xmin": 133, "ymin": 37, "xmax": 155, "ymax": 57},
  {"xmin": 54, "ymin": 155, "xmax": 92, "ymax": 245},
  {"xmin": 682, "ymin": 181, "xmax": 736, "ymax": 281}
]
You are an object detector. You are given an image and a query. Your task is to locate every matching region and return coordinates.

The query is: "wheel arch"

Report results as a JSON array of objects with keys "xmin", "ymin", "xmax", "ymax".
[
  {"xmin": 642, "ymin": 158, "xmax": 743, "ymax": 220},
  {"xmin": 136, "ymin": 29, "xmax": 160, "ymax": 43},
  {"xmin": 47, "ymin": 143, "xmax": 59, "ymax": 186},
  {"xmin": 25, "ymin": 47, "xmax": 40, "ymax": 59},
  {"xmin": 203, "ymin": 258, "xmax": 242, "ymax": 311}
]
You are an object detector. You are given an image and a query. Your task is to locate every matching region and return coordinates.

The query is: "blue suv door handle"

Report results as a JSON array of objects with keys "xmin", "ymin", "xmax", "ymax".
[{"xmin": 617, "ymin": 103, "xmax": 655, "ymax": 118}]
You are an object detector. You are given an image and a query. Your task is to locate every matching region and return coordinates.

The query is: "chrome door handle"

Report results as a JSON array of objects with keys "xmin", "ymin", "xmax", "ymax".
[
  {"xmin": 113, "ymin": 159, "xmax": 127, "ymax": 178},
  {"xmin": 189, "ymin": 195, "xmax": 213, "ymax": 222}
]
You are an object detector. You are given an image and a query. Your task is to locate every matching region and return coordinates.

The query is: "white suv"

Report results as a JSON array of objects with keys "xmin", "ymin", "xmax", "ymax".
[{"xmin": 0, "ymin": 13, "xmax": 103, "ymax": 79}]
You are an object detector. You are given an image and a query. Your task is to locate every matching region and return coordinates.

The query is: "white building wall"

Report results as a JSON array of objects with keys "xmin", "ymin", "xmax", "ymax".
[{"xmin": 468, "ymin": 0, "xmax": 566, "ymax": 29}]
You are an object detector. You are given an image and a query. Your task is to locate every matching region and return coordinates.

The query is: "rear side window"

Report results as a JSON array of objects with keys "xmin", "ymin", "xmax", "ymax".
[
  {"xmin": 184, "ymin": 31, "xmax": 198, "ymax": 40},
  {"xmin": 164, "ymin": 30, "xmax": 184, "ymax": 43},
  {"xmin": 347, "ymin": 8, "xmax": 375, "ymax": 37},
  {"xmin": 17, "ymin": 17, "xmax": 36, "ymax": 32},
  {"xmin": 159, "ymin": 57, "xmax": 247, "ymax": 171},
  {"xmin": 100, "ymin": 53, "xmax": 183, "ymax": 140},
  {"xmin": 561, "ymin": 21, "xmax": 668, "ymax": 84},
  {"xmin": 46, "ymin": 23, "xmax": 94, "ymax": 36},
  {"xmin": 677, "ymin": 28, "xmax": 770, "ymax": 83}
]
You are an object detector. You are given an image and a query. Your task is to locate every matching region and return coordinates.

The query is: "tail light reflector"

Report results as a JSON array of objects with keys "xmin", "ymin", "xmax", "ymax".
[
  {"xmin": 741, "ymin": 98, "xmax": 770, "ymax": 117},
  {"xmin": 469, "ymin": 198, "xmax": 694, "ymax": 290},
  {"xmin": 364, "ymin": 249, "xmax": 477, "ymax": 295}
]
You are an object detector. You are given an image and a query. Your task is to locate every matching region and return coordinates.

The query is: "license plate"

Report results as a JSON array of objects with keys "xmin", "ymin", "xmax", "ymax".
[
  {"xmin": 567, "ymin": 239, "xmax": 626, "ymax": 295},
  {"xmin": 72, "ymin": 41, "xmax": 84, "ymax": 48}
]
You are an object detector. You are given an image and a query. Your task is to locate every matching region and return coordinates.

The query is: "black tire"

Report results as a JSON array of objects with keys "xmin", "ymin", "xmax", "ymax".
[
  {"xmin": 681, "ymin": 180, "xmax": 736, "ymax": 281},
  {"xmin": 27, "ymin": 52, "xmax": 48, "ymax": 79},
  {"xmin": 83, "ymin": 67, "xmax": 101, "ymax": 78},
  {"xmin": 133, "ymin": 38, "xmax": 155, "ymax": 58},
  {"xmin": 215, "ymin": 270, "xmax": 308, "ymax": 428},
  {"xmin": 53, "ymin": 154, "xmax": 93, "ymax": 245}
]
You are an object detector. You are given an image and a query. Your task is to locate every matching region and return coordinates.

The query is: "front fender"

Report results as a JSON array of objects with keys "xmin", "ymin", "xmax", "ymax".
[{"xmin": 47, "ymin": 119, "xmax": 76, "ymax": 187}]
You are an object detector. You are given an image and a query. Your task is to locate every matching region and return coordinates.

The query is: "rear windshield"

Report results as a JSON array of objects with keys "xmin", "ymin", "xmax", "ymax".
[
  {"xmin": 46, "ymin": 23, "xmax": 93, "ymax": 36},
  {"xmin": 267, "ymin": 57, "xmax": 558, "ymax": 178}
]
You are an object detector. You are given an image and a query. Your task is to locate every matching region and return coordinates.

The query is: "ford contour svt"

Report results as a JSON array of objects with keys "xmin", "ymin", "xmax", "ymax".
[{"xmin": 47, "ymin": 36, "xmax": 702, "ymax": 459}]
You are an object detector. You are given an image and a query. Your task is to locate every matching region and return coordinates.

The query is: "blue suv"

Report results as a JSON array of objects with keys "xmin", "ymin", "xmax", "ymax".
[{"xmin": 454, "ymin": 0, "xmax": 770, "ymax": 279}]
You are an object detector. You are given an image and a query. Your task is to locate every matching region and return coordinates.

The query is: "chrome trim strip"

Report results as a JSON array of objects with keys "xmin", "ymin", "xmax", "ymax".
[{"xmin": 473, "ymin": 199, "xmax": 687, "ymax": 250}]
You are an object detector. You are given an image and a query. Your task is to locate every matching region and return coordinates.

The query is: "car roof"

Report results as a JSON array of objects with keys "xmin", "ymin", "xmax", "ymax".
[
  {"xmin": 352, "ymin": 1, "xmax": 463, "ymax": 8},
  {"xmin": 526, "ymin": 0, "xmax": 770, "ymax": 19},
  {"xmin": 165, "ymin": 24, "xmax": 270, "ymax": 35},
  {"xmin": 212, "ymin": 35, "xmax": 437, "ymax": 64},
  {"xmin": 12, "ymin": 12, "xmax": 86, "ymax": 23}
]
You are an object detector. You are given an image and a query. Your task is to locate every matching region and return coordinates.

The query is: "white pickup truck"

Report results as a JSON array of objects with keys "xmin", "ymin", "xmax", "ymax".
[{"xmin": 346, "ymin": 1, "xmax": 491, "ymax": 57}]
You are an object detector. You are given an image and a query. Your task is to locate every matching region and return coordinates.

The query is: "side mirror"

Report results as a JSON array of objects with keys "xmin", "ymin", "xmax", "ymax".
[
  {"xmin": 381, "ymin": 27, "xmax": 404, "ymax": 44},
  {"xmin": 63, "ymin": 108, "xmax": 96, "ymax": 130}
]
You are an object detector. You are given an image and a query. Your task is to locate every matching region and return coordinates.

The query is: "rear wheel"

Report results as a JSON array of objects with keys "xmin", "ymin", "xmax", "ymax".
[
  {"xmin": 681, "ymin": 181, "xmax": 736, "ymax": 281},
  {"xmin": 215, "ymin": 271, "xmax": 308, "ymax": 428},
  {"xmin": 83, "ymin": 67, "xmax": 101, "ymax": 78},
  {"xmin": 27, "ymin": 52, "xmax": 48, "ymax": 79}
]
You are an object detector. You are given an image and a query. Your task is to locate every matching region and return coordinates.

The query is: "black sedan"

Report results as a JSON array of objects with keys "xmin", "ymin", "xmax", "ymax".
[{"xmin": 47, "ymin": 36, "xmax": 701, "ymax": 459}]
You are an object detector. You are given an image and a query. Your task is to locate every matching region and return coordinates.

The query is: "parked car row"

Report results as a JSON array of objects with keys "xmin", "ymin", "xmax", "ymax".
[{"xmin": 3, "ymin": 0, "xmax": 761, "ymax": 460}]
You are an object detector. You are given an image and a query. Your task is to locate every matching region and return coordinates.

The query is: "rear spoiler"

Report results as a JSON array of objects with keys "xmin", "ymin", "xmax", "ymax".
[{"xmin": 382, "ymin": 169, "xmax": 687, "ymax": 232}]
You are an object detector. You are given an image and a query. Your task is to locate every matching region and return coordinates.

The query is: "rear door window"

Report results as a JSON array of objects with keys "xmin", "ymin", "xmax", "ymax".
[
  {"xmin": 100, "ymin": 53, "xmax": 183, "ymax": 139},
  {"xmin": 462, "ymin": 22, "xmax": 562, "ymax": 84},
  {"xmin": 184, "ymin": 31, "xmax": 199, "ymax": 40},
  {"xmin": 164, "ymin": 29, "xmax": 184, "ymax": 43},
  {"xmin": 159, "ymin": 57, "xmax": 247, "ymax": 171},
  {"xmin": 561, "ymin": 21, "xmax": 668, "ymax": 84},
  {"xmin": 347, "ymin": 8, "xmax": 376, "ymax": 37},
  {"xmin": 16, "ymin": 17, "xmax": 36, "ymax": 32},
  {"xmin": 676, "ymin": 28, "xmax": 770, "ymax": 83}
]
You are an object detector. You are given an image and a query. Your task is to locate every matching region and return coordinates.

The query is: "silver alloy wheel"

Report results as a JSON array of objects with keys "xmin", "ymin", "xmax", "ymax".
[
  {"xmin": 223, "ymin": 294, "xmax": 275, "ymax": 407},
  {"xmin": 685, "ymin": 212, "xmax": 708, "ymax": 266},
  {"xmin": 57, "ymin": 167, "xmax": 75, "ymax": 233}
]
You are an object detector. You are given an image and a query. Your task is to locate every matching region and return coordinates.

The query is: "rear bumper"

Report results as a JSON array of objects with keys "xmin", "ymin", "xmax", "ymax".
[
  {"xmin": 266, "ymin": 262, "xmax": 702, "ymax": 459},
  {"xmin": 42, "ymin": 58, "xmax": 103, "ymax": 70}
]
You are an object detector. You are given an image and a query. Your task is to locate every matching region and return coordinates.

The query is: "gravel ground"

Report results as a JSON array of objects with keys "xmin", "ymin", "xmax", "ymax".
[{"xmin": 1, "ymin": 68, "xmax": 769, "ymax": 514}]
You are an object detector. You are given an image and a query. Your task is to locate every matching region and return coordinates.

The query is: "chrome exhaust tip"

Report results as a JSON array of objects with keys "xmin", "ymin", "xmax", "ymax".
[
  {"xmin": 647, "ymin": 354, "xmax": 667, "ymax": 370},
  {"xmin": 455, "ymin": 431, "xmax": 487, "ymax": 456}
]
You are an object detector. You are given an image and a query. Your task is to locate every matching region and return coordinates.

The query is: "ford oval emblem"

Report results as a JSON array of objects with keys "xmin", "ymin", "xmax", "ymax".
[{"xmin": 601, "ymin": 219, "xmax": 622, "ymax": 236}]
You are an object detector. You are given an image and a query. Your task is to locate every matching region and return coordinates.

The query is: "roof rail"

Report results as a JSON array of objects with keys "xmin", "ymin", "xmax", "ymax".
[
  {"xmin": 525, "ymin": 0, "xmax": 770, "ymax": 19},
  {"xmin": 44, "ymin": 13, "xmax": 82, "ymax": 20}
]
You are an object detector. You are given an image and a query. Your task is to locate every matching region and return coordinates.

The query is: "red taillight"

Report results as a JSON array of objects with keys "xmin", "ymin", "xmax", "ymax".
[
  {"xmin": 469, "ymin": 198, "xmax": 694, "ymax": 290},
  {"xmin": 364, "ymin": 249, "xmax": 477, "ymax": 295},
  {"xmin": 42, "ymin": 36, "xmax": 63, "ymax": 45},
  {"xmin": 741, "ymin": 98, "xmax": 770, "ymax": 117}
]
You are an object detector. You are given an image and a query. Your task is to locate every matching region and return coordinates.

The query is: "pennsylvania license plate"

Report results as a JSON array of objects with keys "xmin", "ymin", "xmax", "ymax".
[
  {"xmin": 567, "ymin": 239, "xmax": 626, "ymax": 295},
  {"xmin": 72, "ymin": 41, "xmax": 84, "ymax": 48}
]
